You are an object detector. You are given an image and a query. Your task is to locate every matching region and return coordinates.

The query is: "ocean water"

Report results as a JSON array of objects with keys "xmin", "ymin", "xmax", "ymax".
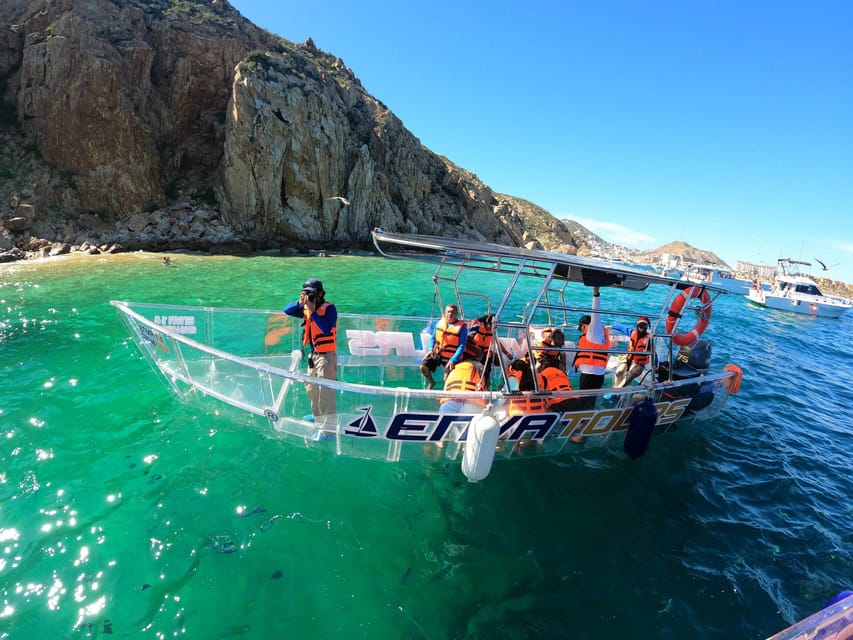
[{"xmin": 1, "ymin": 252, "xmax": 851, "ymax": 640}]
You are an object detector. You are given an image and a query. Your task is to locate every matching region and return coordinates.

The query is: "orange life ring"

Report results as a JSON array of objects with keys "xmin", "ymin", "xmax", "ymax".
[{"xmin": 665, "ymin": 286, "xmax": 712, "ymax": 346}]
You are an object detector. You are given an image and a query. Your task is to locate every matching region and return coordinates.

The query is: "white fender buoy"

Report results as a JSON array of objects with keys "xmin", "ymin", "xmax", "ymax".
[{"xmin": 461, "ymin": 413, "xmax": 500, "ymax": 482}]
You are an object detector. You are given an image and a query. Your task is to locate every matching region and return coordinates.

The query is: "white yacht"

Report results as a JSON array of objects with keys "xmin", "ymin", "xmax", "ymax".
[
  {"xmin": 746, "ymin": 259, "xmax": 851, "ymax": 319},
  {"xmin": 683, "ymin": 264, "xmax": 760, "ymax": 294}
]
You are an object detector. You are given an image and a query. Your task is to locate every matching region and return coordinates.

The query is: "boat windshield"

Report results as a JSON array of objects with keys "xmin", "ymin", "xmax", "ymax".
[{"xmin": 795, "ymin": 284, "xmax": 822, "ymax": 296}]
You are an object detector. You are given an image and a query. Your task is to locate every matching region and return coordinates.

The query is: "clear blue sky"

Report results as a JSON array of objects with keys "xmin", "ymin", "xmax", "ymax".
[{"xmin": 230, "ymin": 1, "xmax": 853, "ymax": 283}]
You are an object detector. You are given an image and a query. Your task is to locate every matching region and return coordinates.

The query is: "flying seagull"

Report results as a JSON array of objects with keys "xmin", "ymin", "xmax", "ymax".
[
  {"xmin": 326, "ymin": 196, "xmax": 351, "ymax": 206},
  {"xmin": 814, "ymin": 258, "xmax": 838, "ymax": 271}
]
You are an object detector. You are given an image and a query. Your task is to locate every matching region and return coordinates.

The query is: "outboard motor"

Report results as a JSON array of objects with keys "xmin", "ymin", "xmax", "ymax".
[
  {"xmin": 676, "ymin": 339, "xmax": 712, "ymax": 371},
  {"xmin": 658, "ymin": 339, "xmax": 715, "ymax": 412}
]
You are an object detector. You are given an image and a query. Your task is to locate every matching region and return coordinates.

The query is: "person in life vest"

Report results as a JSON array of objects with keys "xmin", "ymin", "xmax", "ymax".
[
  {"xmin": 464, "ymin": 313, "xmax": 512, "ymax": 388},
  {"xmin": 532, "ymin": 327, "xmax": 567, "ymax": 371},
  {"xmin": 424, "ymin": 356, "xmax": 485, "ymax": 459},
  {"xmin": 613, "ymin": 316, "xmax": 652, "ymax": 388},
  {"xmin": 572, "ymin": 286, "xmax": 609, "ymax": 410},
  {"xmin": 284, "ymin": 278, "xmax": 338, "ymax": 426},
  {"xmin": 420, "ymin": 304, "xmax": 468, "ymax": 389},
  {"xmin": 463, "ymin": 313, "xmax": 494, "ymax": 361},
  {"xmin": 535, "ymin": 352, "xmax": 575, "ymax": 411},
  {"xmin": 439, "ymin": 358, "xmax": 485, "ymax": 414},
  {"xmin": 505, "ymin": 359, "xmax": 548, "ymax": 416}
]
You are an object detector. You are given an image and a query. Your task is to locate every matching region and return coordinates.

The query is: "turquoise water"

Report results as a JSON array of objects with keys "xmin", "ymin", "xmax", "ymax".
[{"xmin": 1, "ymin": 252, "xmax": 851, "ymax": 639}]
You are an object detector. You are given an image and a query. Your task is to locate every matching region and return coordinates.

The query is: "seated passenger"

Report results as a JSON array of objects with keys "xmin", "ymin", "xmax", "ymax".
[
  {"xmin": 463, "ymin": 314, "xmax": 495, "ymax": 362},
  {"xmin": 464, "ymin": 313, "xmax": 511, "ymax": 387},
  {"xmin": 505, "ymin": 359, "xmax": 547, "ymax": 416},
  {"xmin": 536, "ymin": 353, "xmax": 575, "ymax": 411},
  {"xmin": 532, "ymin": 327, "xmax": 567, "ymax": 371},
  {"xmin": 439, "ymin": 358, "xmax": 485, "ymax": 414},
  {"xmin": 420, "ymin": 304, "xmax": 468, "ymax": 389},
  {"xmin": 613, "ymin": 316, "xmax": 652, "ymax": 388}
]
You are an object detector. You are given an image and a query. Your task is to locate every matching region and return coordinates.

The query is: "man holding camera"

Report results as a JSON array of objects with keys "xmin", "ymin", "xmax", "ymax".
[{"xmin": 284, "ymin": 278, "xmax": 338, "ymax": 426}]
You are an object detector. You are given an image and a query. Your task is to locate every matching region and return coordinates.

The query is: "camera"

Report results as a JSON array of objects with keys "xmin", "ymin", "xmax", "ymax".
[{"xmin": 306, "ymin": 292, "xmax": 316, "ymax": 302}]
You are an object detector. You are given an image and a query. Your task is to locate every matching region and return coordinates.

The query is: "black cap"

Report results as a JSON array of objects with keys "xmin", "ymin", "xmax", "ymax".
[
  {"xmin": 577, "ymin": 315, "xmax": 591, "ymax": 331},
  {"xmin": 302, "ymin": 278, "xmax": 324, "ymax": 294}
]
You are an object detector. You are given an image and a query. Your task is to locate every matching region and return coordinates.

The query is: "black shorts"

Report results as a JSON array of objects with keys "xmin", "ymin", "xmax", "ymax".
[{"xmin": 420, "ymin": 353, "xmax": 447, "ymax": 372}]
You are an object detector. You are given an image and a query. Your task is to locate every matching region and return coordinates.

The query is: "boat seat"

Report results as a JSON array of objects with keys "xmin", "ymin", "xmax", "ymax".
[{"xmin": 337, "ymin": 353, "xmax": 424, "ymax": 386}]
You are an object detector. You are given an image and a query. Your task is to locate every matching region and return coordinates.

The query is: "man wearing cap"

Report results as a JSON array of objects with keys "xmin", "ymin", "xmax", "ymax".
[
  {"xmin": 284, "ymin": 278, "xmax": 338, "ymax": 425},
  {"xmin": 573, "ymin": 286, "xmax": 609, "ymax": 410},
  {"xmin": 614, "ymin": 316, "xmax": 652, "ymax": 388}
]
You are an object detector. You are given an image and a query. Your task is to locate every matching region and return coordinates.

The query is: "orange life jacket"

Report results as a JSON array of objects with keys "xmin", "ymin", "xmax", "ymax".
[
  {"xmin": 506, "ymin": 394, "xmax": 548, "ymax": 416},
  {"xmin": 628, "ymin": 330, "xmax": 651, "ymax": 366},
  {"xmin": 463, "ymin": 322, "xmax": 493, "ymax": 359},
  {"xmin": 574, "ymin": 326, "xmax": 610, "ymax": 370},
  {"xmin": 441, "ymin": 362, "xmax": 485, "ymax": 405},
  {"xmin": 303, "ymin": 301, "xmax": 337, "ymax": 353},
  {"xmin": 539, "ymin": 366, "xmax": 573, "ymax": 410},
  {"xmin": 539, "ymin": 366, "xmax": 572, "ymax": 392},
  {"xmin": 434, "ymin": 318, "xmax": 465, "ymax": 360},
  {"xmin": 504, "ymin": 366, "xmax": 549, "ymax": 415}
]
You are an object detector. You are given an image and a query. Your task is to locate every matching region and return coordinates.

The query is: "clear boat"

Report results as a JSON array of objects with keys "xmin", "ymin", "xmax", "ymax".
[
  {"xmin": 765, "ymin": 591, "xmax": 853, "ymax": 640},
  {"xmin": 112, "ymin": 230, "xmax": 743, "ymax": 480},
  {"xmin": 745, "ymin": 258, "xmax": 852, "ymax": 319}
]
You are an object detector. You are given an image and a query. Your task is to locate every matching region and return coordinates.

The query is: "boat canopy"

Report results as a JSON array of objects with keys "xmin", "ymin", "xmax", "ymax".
[{"xmin": 371, "ymin": 229, "xmax": 731, "ymax": 294}]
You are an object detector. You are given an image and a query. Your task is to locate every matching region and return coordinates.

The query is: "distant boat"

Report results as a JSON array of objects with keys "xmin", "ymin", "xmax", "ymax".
[
  {"xmin": 683, "ymin": 264, "xmax": 767, "ymax": 295},
  {"xmin": 745, "ymin": 258, "xmax": 852, "ymax": 319},
  {"xmin": 652, "ymin": 253, "xmax": 686, "ymax": 279}
]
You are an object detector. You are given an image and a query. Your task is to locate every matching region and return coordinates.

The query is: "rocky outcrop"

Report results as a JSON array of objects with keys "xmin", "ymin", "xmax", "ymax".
[
  {"xmin": 220, "ymin": 45, "xmax": 519, "ymax": 247},
  {"xmin": 1, "ymin": 0, "xmax": 279, "ymax": 217},
  {"xmin": 0, "ymin": 0, "xmax": 582, "ymax": 258}
]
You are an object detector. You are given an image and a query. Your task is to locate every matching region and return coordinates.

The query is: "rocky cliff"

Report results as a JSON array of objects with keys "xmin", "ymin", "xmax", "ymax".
[{"xmin": 0, "ymin": 0, "xmax": 581, "ymax": 257}]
